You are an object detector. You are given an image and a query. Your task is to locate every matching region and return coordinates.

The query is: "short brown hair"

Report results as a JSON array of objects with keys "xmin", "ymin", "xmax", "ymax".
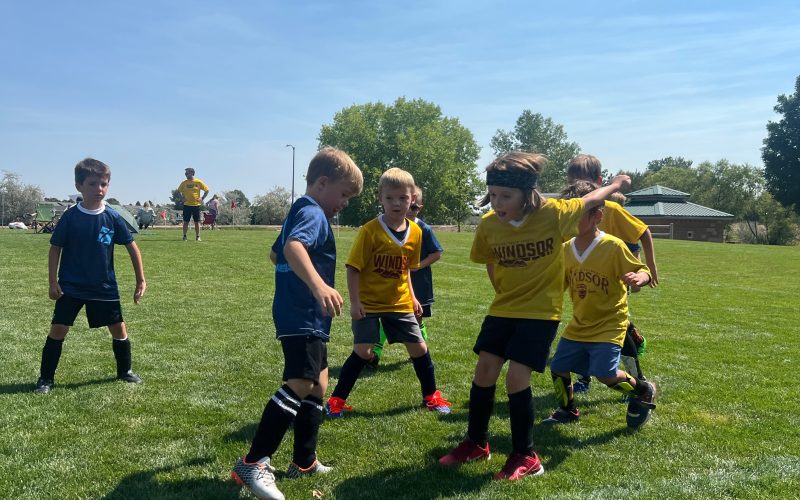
[
  {"xmin": 75, "ymin": 158, "xmax": 111, "ymax": 184},
  {"xmin": 561, "ymin": 180, "xmax": 603, "ymax": 215},
  {"xmin": 307, "ymin": 147, "xmax": 363, "ymax": 194},
  {"xmin": 479, "ymin": 151, "xmax": 546, "ymax": 211},
  {"xmin": 413, "ymin": 185, "xmax": 423, "ymax": 205},
  {"xmin": 566, "ymin": 154, "xmax": 603, "ymax": 183},
  {"xmin": 185, "ymin": 167, "xmax": 195, "ymax": 175},
  {"xmin": 378, "ymin": 167, "xmax": 415, "ymax": 195}
]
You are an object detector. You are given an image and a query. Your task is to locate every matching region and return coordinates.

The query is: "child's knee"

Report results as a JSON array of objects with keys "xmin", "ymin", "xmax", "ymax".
[
  {"xmin": 353, "ymin": 344, "xmax": 373, "ymax": 360},
  {"xmin": 405, "ymin": 341, "xmax": 427, "ymax": 357}
]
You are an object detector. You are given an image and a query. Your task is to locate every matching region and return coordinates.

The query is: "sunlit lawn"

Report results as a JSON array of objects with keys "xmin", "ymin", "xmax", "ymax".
[{"xmin": 1, "ymin": 227, "xmax": 799, "ymax": 499}]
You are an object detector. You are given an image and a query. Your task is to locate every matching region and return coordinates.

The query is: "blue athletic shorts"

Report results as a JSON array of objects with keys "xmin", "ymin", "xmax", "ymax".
[{"xmin": 549, "ymin": 338, "xmax": 621, "ymax": 379}]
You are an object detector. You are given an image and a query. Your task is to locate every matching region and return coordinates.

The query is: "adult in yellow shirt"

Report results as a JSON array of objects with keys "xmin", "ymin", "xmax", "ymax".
[{"xmin": 177, "ymin": 167, "xmax": 209, "ymax": 241}]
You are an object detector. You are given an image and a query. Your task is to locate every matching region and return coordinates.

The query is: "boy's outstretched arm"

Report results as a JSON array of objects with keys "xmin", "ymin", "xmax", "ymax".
[
  {"xmin": 639, "ymin": 229, "xmax": 659, "ymax": 286},
  {"xmin": 284, "ymin": 239, "xmax": 342, "ymax": 317},
  {"xmin": 125, "ymin": 242, "xmax": 146, "ymax": 304},
  {"xmin": 346, "ymin": 265, "xmax": 365, "ymax": 320},
  {"xmin": 48, "ymin": 245, "xmax": 64, "ymax": 300},
  {"xmin": 582, "ymin": 175, "xmax": 632, "ymax": 210}
]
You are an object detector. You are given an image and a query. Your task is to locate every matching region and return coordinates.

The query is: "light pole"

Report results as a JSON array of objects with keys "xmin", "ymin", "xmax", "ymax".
[{"xmin": 286, "ymin": 144, "xmax": 296, "ymax": 204}]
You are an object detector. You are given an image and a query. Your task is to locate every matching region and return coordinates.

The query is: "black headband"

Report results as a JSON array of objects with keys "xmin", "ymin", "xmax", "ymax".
[{"xmin": 486, "ymin": 169, "xmax": 538, "ymax": 190}]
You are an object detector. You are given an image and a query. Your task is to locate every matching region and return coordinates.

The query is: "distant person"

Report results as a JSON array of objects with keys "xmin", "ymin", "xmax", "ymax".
[
  {"xmin": 34, "ymin": 158, "xmax": 146, "ymax": 394},
  {"xmin": 544, "ymin": 180, "xmax": 656, "ymax": 429},
  {"xmin": 325, "ymin": 167, "xmax": 452, "ymax": 418},
  {"xmin": 177, "ymin": 167, "xmax": 209, "ymax": 241},
  {"xmin": 136, "ymin": 202, "xmax": 156, "ymax": 230},
  {"xmin": 438, "ymin": 152, "xmax": 630, "ymax": 480},
  {"xmin": 370, "ymin": 185, "xmax": 443, "ymax": 367},
  {"xmin": 565, "ymin": 154, "xmax": 657, "ymax": 393},
  {"xmin": 207, "ymin": 194, "xmax": 220, "ymax": 230},
  {"xmin": 231, "ymin": 148, "xmax": 363, "ymax": 500}
]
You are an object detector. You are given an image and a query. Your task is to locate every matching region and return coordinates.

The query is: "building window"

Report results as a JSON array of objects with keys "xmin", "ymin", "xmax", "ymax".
[{"xmin": 687, "ymin": 231, "xmax": 694, "ymax": 239}]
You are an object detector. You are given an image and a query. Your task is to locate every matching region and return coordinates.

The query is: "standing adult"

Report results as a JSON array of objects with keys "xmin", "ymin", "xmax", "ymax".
[{"xmin": 177, "ymin": 167, "xmax": 209, "ymax": 241}]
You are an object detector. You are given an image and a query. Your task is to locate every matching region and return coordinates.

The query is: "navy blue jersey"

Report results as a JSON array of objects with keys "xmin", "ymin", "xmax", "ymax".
[
  {"xmin": 271, "ymin": 196, "xmax": 336, "ymax": 341},
  {"xmin": 410, "ymin": 218, "xmax": 443, "ymax": 306},
  {"xmin": 50, "ymin": 203, "xmax": 134, "ymax": 301}
]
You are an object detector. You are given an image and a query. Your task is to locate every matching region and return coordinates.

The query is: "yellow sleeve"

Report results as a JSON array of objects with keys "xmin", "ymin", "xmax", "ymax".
[
  {"xmin": 409, "ymin": 223, "xmax": 422, "ymax": 270},
  {"xmin": 346, "ymin": 225, "xmax": 371, "ymax": 272},
  {"xmin": 559, "ymin": 198, "xmax": 585, "ymax": 240},
  {"xmin": 602, "ymin": 202, "xmax": 648, "ymax": 244},
  {"xmin": 199, "ymin": 180, "xmax": 209, "ymax": 192},
  {"xmin": 470, "ymin": 219, "xmax": 493, "ymax": 264},
  {"xmin": 177, "ymin": 180, "xmax": 186, "ymax": 193},
  {"xmin": 616, "ymin": 239, "xmax": 650, "ymax": 277}
]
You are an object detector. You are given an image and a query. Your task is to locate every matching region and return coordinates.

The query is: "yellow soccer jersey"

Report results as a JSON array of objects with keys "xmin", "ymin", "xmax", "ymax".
[
  {"xmin": 563, "ymin": 232, "xmax": 651, "ymax": 346},
  {"xmin": 347, "ymin": 216, "xmax": 422, "ymax": 313},
  {"xmin": 599, "ymin": 201, "xmax": 648, "ymax": 244},
  {"xmin": 178, "ymin": 178, "xmax": 209, "ymax": 206},
  {"xmin": 470, "ymin": 197, "xmax": 584, "ymax": 320}
]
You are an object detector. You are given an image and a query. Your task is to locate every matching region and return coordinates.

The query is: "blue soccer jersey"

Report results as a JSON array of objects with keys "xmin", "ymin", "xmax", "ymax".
[
  {"xmin": 271, "ymin": 196, "xmax": 336, "ymax": 341},
  {"xmin": 410, "ymin": 217, "xmax": 443, "ymax": 306},
  {"xmin": 50, "ymin": 203, "xmax": 134, "ymax": 301}
]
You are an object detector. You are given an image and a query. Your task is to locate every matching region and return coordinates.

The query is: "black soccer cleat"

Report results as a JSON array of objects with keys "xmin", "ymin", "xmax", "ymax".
[
  {"xmin": 117, "ymin": 371, "xmax": 142, "ymax": 384},
  {"xmin": 34, "ymin": 377, "xmax": 54, "ymax": 394}
]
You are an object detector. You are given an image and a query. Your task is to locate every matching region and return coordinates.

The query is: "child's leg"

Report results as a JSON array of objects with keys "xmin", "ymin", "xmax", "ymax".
[
  {"xmin": 330, "ymin": 343, "xmax": 372, "ymax": 401},
  {"xmin": 620, "ymin": 322, "xmax": 645, "ymax": 380},
  {"xmin": 469, "ymin": 352, "xmax": 504, "ymax": 444},
  {"xmin": 39, "ymin": 324, "xmax": 69, "ymax": 381},
  {"xmin": 248, "ymin": 379, "xmax": 311, "ymax": 463},
  {"xmin": 506, "ymin": 361, "xmax": 535, "ymax": 456},
  {"xmin": 292, "ymin": 372, "xmax": 326, "ymax": 469},
  {"xmin": 370, "ymin": 322, "xmax": 387, "ymax": 365},
  {"xmin": 108, "ymin": 322, "xmax": 140, "ymax": 382},
  {"xmin": 405, "ymin": 341, "xmax": 435, "ymax": 397}
]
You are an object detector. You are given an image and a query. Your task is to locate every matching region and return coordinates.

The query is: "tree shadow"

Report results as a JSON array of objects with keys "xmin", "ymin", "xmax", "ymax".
[
  {"xmin": 0, "ymin": 377, "xmax": 117, "ymax": 395},
  {"xmin": 103, "ymin": 457, "xmax": 240, "ymax": 500}
]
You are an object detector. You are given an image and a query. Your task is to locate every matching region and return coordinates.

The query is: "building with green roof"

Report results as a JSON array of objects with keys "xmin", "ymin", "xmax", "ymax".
[{"xmin": 624, "ymin": 185, "xmax": 734, "ymax": 243}]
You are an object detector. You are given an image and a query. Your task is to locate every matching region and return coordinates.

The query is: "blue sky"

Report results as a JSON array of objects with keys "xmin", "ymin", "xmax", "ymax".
[{"xmin": 1, "ymin": 1, "xmax": 798, "ymax": 203}]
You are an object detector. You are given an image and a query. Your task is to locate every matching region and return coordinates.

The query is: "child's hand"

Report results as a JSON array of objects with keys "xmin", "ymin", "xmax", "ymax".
[
  {"xmin": 611, "ymin": 174, "xmax": 632, "ymax": 191},
  {"xmin": 134, "ymin": 280, "xmax": 147, "ymax": 304},
  {"xmin": 648, "ymin": 266, "xmax": 659, "ymax": 287},
  {"xmin": 49, "ymin": 283, "xmax": 63, "ymax": 301},
  {"xmin": 350, "ymin": 301, "xmax": 365, "ymax": 320},
  {"xmin": 623, "ymin": 271, "xmax": 650, "ymax": 287},
  {"xmin": 413, "ymin": 298, "xmax": 422, "ymax": 317},
  {"xmin": 313, "ymin": 284, "xmax": 343, "ymax": 317}
]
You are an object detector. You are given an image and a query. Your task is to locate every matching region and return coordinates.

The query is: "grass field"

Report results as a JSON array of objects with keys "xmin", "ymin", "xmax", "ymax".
[{"xmin": 1, "ymin": 227, "xmax": 799, "ymax": 499}]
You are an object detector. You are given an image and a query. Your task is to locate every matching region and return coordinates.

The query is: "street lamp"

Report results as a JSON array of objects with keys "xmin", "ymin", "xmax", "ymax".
[{"xmin": 286, "ymin": 144, "xmax": 296, "ymax": 204}]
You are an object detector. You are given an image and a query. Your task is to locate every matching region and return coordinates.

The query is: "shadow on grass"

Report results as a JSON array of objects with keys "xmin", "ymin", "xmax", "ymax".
[
  {"xmin": 328, "ymin": 359, "xmax": 413, "ymax": 380},
  {"xmin": 104, "ymin": 457, "xmax": 240, "ymax": 500},
  {"xmin": 0, "ymin": 377, "xmax": 117, "ymax": 395},
  {"xmin": 334, "ymin": 461, "xmax": 491, "ymax": 500}
]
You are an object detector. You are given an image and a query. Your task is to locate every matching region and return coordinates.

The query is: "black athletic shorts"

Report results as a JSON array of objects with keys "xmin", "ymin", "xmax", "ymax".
[
  {"xmin": 183, "ymin": 205, "xmax": 201, "ymax": 222},
  {"xmin": 420, "ymin": 304, "xmax": 433, "ymax": 318},
  {"xmin": 281, "ymin": 335, "xmax": 328, "ymax": 385},
  {"xmin": 473, "ymin": 315, "xmax": 559, "ymax": 373},
  {"xmin": 52, "ymin": 295, "xmax": 124, "ymax": 328}
]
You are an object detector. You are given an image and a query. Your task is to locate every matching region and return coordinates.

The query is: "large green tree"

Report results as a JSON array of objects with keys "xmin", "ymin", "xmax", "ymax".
[
  {"xmin": 646, "ymin": 156, "xmax": 693, "ymax": 173},
  {"xmin": 762, "ymin": 74, "xmax": 800, "ymax": 212},
  {"xmin": 319, "ymin": 97, "xmax": 481, "ymax": 226},
  {"xmin": 490, "ymin": 110, "xmax": 580, "ymax": 192}
]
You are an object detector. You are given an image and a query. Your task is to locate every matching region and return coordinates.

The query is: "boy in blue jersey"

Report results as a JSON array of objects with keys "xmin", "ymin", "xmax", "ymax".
[
  {"xmin": 34, "ymin": 158, "xmax": 146, "ymax": 394},
  {"xmin": 232, "ymin": 147, "xmax": 363, "ymax": 500},
  {"xmin": 370, "ymin": 185, "xmax": 443, "ymax": 366}
]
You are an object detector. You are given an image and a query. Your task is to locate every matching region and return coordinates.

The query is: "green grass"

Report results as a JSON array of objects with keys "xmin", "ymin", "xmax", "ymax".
[{"xmin": 1, "ymin": 227, "xmax": 799, "ymax": 499}]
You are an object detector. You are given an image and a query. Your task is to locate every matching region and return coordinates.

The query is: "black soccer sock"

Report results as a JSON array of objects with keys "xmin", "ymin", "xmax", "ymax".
[
  {"xmin": 331, "ymin": 351, "xmax": 368, "ymax": 400},
  {"xmin": 508, "ymin": 386, "xmax": 534, "ymax": 456},
  {"xmin": 293, "ymin": 395, "xmax": 323, "ymax": 468},
  {"xmin": 633, "ymin": 377, "xmax": 650, "ymax": 396},
  {"xmin": 112, "ymin": 337, "xmax": 133, "ymax": 376},
  {"xmin": 246, "ymin": 384, "xmax": 301, "ymax": 462},
  {"xmin": 467, "ymin": 382, "xmax": 496, "ymax": 447},
  {"xmin": 411, "ymin": 350, "xmax": 436, "ymax": 398},
  {"xmin": 40, "ymin": 336, "xmax": 64, "ymax": 380}
]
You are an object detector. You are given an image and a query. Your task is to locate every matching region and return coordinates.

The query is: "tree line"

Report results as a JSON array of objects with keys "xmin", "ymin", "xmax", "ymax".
[{"xmin": 3, "ymin": 75, "xmax": 799, "ymax": 243}]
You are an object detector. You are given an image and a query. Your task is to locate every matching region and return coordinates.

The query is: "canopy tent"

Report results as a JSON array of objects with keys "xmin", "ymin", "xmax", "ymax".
[{"xmin": 107, "ymin": 204, "xmax": 139, "ymax": 234}]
